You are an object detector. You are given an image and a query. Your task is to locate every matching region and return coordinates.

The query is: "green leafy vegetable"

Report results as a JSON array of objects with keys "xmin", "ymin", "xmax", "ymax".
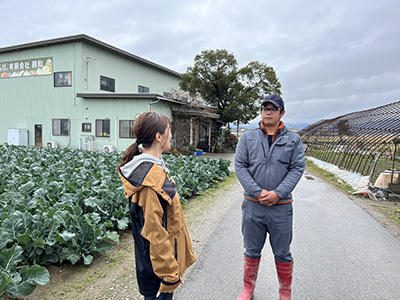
[{"xmin": 0, "ymin": 145, "xmax": 230, "ymax": 297}]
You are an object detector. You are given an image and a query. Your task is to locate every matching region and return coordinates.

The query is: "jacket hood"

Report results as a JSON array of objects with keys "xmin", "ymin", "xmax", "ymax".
[
  {"xmin": 120, "ymin": 153, "xmax": 169, "ymax": 178},
  {"xmin": 119, "ymin": 158, "xmax": 176, "ymax": 205}
]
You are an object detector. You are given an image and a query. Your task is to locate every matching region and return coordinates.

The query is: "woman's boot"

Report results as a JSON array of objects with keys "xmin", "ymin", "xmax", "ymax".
[{"xmin": 237, "ymin": 255, "xmax": 260, "ymax": 300}]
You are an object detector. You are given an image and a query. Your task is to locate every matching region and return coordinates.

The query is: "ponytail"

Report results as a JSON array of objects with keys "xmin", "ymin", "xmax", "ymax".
[{"xmin": 118, "ymin": 141, "xmax": 141, "ymax": 169}]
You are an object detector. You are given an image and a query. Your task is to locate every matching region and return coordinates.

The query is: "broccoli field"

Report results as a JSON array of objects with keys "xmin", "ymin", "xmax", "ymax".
[{"xmin": 0, "ymin": 145, "xmax": 231, "ymax": 298}]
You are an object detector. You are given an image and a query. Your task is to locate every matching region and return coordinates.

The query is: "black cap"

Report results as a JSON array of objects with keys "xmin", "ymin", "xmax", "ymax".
[{"xmin": 261, "ymin": 94, "xmax": 284, "ymax": 110}]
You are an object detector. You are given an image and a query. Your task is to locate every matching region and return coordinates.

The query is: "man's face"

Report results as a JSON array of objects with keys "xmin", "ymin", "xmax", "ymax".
[{"xmin": 261, "ymin": 103, "xmax": 285, "ymax": 128}]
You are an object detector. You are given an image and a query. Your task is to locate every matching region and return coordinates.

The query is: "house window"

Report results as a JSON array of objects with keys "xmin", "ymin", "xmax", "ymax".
[
  {"xmin": 96, "ymin": 119, "xmax": 110, "ymax": 137},
  {"xmin": 82, "ymin": 123, "xmax": 91, "ymax": 133},
  {"xmin": 100, "ymin": 76, "xmax": 115, "ymax": 92},
  {"xmin": 119, "ymin": 120, "xmax": 135, "ymax": 138},
  {"xmin": 52, "ymin": 119, "xmax": 69, "ymax": 136},
  {"xmin": 54, "ymin": 71, "xmax": 72, "ymax": 87},
  {"xmin": 138, "ymin": 85, "xmax": 149, "ymax": 93}
]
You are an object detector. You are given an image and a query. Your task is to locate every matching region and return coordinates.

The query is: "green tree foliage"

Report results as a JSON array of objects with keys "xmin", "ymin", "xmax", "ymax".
[{"xmin": 180, "ymin": 49, "xmax": 282, "ymax": 125}]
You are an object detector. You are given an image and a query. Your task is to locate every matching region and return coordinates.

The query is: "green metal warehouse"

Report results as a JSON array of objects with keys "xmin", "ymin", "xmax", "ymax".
[{"xmin": 0, "ymin": 34, "xmax": 219, "ymax": 152}]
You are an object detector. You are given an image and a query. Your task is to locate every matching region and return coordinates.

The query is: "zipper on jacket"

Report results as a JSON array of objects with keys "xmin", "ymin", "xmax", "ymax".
[
  {"xmin": 261, "ymin": 142, "xmax": 266, "ymax": 158},
  {"xmin": 174, "ymin": 239, "xmax": 178, "ymax": 260}
]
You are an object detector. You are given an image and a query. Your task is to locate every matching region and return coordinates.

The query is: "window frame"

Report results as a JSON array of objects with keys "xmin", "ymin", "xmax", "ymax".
[
  {"xmin": 52, "ymin": 119, "xmax": 69, "ymax": 136},
  {"xmin": 95, "ymin": 119, "xmax": 111, "ymax": 137},
  {"xmin": 54, "ymin": 71, "xmax": 72, "ymax": 87},
  {"xmin": 138, "ymin": 85, "xmax": 149, "ymax": 93},
  {"xmin": 82, "ymin": 123, "xmax": 92, "ymax": 133},
  {"xmin": 119, "ymin": 120, "xmax": 135, "ymax": 138},
  {"xmin": 100, "ymin": 75, "xmax": 115, "ymax": 92}
]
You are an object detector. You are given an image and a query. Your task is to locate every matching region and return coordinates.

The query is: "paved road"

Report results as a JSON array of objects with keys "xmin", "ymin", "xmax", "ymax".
[{"xmin": 174, "ymin": 170, "xmax": 400, "ymax": 300}]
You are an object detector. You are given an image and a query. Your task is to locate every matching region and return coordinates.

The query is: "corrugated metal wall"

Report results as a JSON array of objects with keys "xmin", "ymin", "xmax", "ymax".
[{"xmin": 0, "ymin": 39, "xmax": 181, "ymax": 150}]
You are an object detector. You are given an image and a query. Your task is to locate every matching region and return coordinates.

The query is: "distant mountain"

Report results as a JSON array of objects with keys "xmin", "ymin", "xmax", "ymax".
[
  {"xmin": 285, "ymin": 123, "xmax": 310, "ymax": 131},
  {"xmin": 238, "ymin": 122, "xmax": 309, "ymax": 131},
  {"xmin": 239, "ymin": 123, "xmax": 258, "ymax": 129}
]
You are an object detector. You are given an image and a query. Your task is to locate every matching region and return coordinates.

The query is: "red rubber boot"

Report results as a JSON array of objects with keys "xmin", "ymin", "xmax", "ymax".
[
  {"xmin": 275, "ymin": 260, "xmax": 293, "ymax": 300},
  {"xmin": 237, "ymin": 255, "xmax": 260, "ymax": 300}
]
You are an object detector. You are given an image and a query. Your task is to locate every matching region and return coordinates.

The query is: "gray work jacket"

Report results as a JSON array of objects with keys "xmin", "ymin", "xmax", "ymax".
[{"xmin": 235, "ymin": 125, "xmax": 306, "ymax": 204}]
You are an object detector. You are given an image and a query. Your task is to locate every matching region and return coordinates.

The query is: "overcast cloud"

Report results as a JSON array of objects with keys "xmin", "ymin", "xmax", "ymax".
[{"xmin": 1, "ymin": 0, "xmax": 399, "ymax": 126}]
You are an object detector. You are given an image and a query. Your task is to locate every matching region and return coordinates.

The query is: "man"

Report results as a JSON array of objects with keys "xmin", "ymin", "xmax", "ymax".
[{"xmin": 235, "ymin": 94, "xmax": 305, "ymax": 300}]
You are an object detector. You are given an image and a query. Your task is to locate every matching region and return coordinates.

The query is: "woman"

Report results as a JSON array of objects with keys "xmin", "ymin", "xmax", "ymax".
[{"xmin": 118, "ymin": 111, "xmax": 196, "ymax": 300}]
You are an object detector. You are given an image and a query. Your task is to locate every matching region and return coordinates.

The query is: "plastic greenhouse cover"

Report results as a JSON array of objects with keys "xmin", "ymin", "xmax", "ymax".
[{"xmin": 306, "ymin": 156, "xmax": 370, "ymax": 193}]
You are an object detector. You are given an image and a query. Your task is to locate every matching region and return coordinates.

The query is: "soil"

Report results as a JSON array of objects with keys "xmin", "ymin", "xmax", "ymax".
[
  {"xmin": 23, "ymin": 229, "xmax": 140, "ymax": 300},
  {"xmin": 15, "ymin": 159, "xmax": 400, "ymax": 300}
]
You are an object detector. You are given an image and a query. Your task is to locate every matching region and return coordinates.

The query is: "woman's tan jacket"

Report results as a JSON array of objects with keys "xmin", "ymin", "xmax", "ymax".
[{"xmin": 119, "ymin": 161, "xmax": 196, "ymax": 295}]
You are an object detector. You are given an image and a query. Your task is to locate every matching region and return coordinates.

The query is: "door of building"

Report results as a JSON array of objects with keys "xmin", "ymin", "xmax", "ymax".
[{"xmin": 35, "ymin": 124, "xmax": 42, "ymax": 146}]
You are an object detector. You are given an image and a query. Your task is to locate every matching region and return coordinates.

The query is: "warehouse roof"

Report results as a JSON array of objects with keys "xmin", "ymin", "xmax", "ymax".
[
  {"xmin": 0, "ymin": 34, "xmax": 181, "ymax": 78},
  {"xmin": 77, "ymin": 93, "xmax": 220, "ymax": 119}
]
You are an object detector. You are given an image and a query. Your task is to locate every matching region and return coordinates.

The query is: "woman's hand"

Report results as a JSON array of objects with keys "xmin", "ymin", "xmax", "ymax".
[{"xmin": 156, "ymin": 281, "xmax": 183, "ymax": 297}]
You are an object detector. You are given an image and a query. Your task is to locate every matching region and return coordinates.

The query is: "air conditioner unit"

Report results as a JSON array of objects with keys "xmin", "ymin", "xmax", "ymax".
[
  {"xmin": 47, "ymin": 141, "xmax": 58, "ymax": 148},
  {"xmin": 103, "ymin": 144, "xmax": 116, "ymax": 152}
]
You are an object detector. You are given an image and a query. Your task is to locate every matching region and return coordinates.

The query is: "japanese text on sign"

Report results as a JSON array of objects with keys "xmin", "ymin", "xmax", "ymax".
[{"xmin": 0, "ymin": 57, "xmax": 53, "ymax": 79}]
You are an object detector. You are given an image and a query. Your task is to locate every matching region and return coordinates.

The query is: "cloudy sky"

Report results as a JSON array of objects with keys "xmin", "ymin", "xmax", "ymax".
[{"xmin": 1, "ymin": 0, "xmax": 399, "ymax": 127}]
